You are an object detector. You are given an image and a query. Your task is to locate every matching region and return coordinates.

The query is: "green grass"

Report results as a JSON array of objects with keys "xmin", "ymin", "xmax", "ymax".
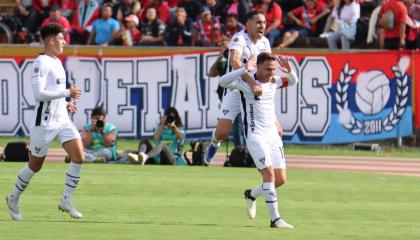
[
  {"xmin": 1, "ymin": 163, "xmax": 420, "ymax": 240},
  {"xmin": 1, "ymin": 137, "xmax": 419, "ymax": 159}
]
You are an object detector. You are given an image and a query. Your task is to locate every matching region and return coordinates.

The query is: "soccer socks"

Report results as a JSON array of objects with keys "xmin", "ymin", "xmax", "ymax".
[
  {"xmin": 262, "ymin": 182, "xmax": 281, "ymax": 221},
  {"xmin": 11, "ymin": 164, "xmax": 36, "ymax": 200},
  {"xmin": 210, "ymin": 130, "xmax": 221, "ymax": 147},
  {"xmin": 63, "ymin": 163, "xmax": 82, "ymax": 200},
  {"xmin": 250, "ymin": 184, "xmax": 263, "ymax": 198}
]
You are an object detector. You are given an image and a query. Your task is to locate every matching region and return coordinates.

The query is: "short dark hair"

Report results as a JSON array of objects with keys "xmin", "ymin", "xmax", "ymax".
[
  {"xmin": 246, "ymin": 10, "xmax": 264, "ymax": 22},
  {"xmin": 91, "ymin": 106, "xmax": 106, "ymax": 117},
  {"xmin": 103, "ymin": 3, "xmax": 113, "ymax": 10},
  {"xmin": 40, "ymin": 23, "xmax": 64, "ymax": 40},
  {"xmin": 257, "ymin": 52, "xmax": 276, "ymax": 65}
]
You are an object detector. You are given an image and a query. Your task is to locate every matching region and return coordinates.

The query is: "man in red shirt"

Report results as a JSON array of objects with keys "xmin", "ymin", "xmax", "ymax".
[
  {"xmin": 192, "ymin": 7, "xmax": 221, "ymax": 46},
  {"xmin": 42, "ymin": 5, "xmax": 71, "ymax": 43},
  {"xmin": 379, "ymin": 0, "xmax": 408, "ymax": 49}
]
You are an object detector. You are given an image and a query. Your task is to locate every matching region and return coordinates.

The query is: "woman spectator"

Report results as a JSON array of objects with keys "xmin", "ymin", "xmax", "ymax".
[
  {"xmin": 139, "ymin": 7, "xmax": 166, "ymax": 46},
  {"xmin": 128, "ymin": 107, "xmax": 187, "ymax": 166},
  {"xmin": 325, "ymin": 0, "xmax": 360, "ymax": 50},
  {"xmin": 254, "ymin": 0, "xmax": 284, "ymax": 47},
  {"xmin": 277, "ymin": 0, "xmax": 330, "ymax": 48}
]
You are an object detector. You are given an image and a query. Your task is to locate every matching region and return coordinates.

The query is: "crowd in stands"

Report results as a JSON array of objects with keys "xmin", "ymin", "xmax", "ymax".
[{"xmin": 0, "ymin": 0, "xmax": 419, "ymax": 49}]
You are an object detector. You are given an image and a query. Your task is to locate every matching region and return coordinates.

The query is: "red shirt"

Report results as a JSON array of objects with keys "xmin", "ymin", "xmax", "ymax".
[
  {"xmin": 42, "ymin": 17, "xmax": 71, "ymax": 43},
  {"xmin": 380, "ymin": 0, "xmax": 408, "ymax": 39},
  {"xmin": 195, "ymin": 17, "xmax": 221, "ymax": 46},
  {"xmin": 32, "ymin": 0, "xmax": 58, "ymax": 13},
  {"xmin": 292, "ymin": 6, "xmax": 320, "ymax": 33},
  {"xmin": 254, "ymin": 2, "xmax": 284, "ymax": 30}
]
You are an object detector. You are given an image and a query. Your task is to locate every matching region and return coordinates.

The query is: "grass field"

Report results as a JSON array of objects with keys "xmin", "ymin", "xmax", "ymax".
[
  {"xmin": 1, "ymin": 163, "xmax": 420, "ymax": 240},
  {"xmin": 1, "ymin": 137, "xmax": 419, "ymax": 159}
]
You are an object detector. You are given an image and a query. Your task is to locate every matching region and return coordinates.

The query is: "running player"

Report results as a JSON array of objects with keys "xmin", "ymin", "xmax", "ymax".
[
  {"xmin": 205, "ymin": 10, "xmax": 283, "ymax": 163},
  {"xmin": 219, "ymin": 52, "xmax": 297, "ymax": 228},
  {"xmin": 5, "ymin": 23, "xmax": 84, "ymax": 220}
]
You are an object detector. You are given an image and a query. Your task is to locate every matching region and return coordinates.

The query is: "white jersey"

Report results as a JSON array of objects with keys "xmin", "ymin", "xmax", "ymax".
[
  {"xmin": 219, "ymin": 67, "xmax": 298, "ymax": 143},
  {"xmin": 218, "ymin": 31, "xmax": 271, "ymax": 121},
  {"xmin": 31, "ymin": 54, "xmax": 70, "ymax": 128}
]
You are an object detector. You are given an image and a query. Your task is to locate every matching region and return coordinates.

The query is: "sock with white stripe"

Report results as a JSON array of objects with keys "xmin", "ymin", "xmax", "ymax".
[
  {"xmin": 63, "ymin": 163, "xmax": 82, "ymax": 201},
  {"xmin": 10, "ymin": 164, "xmax": 36, "ymax": 201},
  {"xmin": 262, "ymin": 182, "xmax": 281, "ymax": 221},
  {"xmin": 250, "ymin": 184, "xmax": 263, "ymax": 199}
]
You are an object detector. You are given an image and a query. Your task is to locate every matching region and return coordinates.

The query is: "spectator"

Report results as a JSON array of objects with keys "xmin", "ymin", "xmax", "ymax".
[
  {"xmin": 192, "ymin": 7, "xmax": 221, "ymax": 46},
  {"xmin": 87, "ymin": 3, "xmax": 120, "ymax": 46},
  {"xmin": 166, "ymin": 6, "xmax": 194, "ymax": 46},
  {"xmin": 178, "ymin": 0, "xmax": 203, "ymax": 21},
  {"xmin": 218, "ymin": 0, "xmax": 249, "ymax": 24},
  {"xmin": 140, "ymin": 0, "xmax": 171, "ymax": 25},
  {"xmin": 42, "ymin": 5, "xmax": 72, "ymax": 43},
  {"xmin": 128, "ymin": 107, "xmax": 186, "ymax": 165},
  {"xmin": 221, "ymin": 13, "xmax": 245, "ymax": 41},
  {"xmin": 59, "ymin": 0, "xmax": 76, "ymax": 18},
  {"xmin": 277, "ymin": 0, "xmax": 330, "ymax": 48},
  {"xmin": 32, "ymin": 0, "xmax": 58, "ymax": 33},
  {"xmin": 113, "ymin": 0, "xmax": 141, "ymax": 23},
  {"xmin": 324, "ymin": 0, "xmax": 360, "ymax": 50},
  {"xmin": 405, "ymin": 0, "xmax": 420, "ymax": 49},
  {"xmin": 70, "ymin": 0, "xmax": 101, "ymax": 44},
  {"xmin": 15, "ymin": 0, "xmax": 36, "ymax": 38},
  {"xmin": 80, "ymin": 106, "xmax": 118, "ymax": 163},
  {"xmin": 116, "ymin": 14, "xmax": 142, "ymax": 46},
  {"xmin": 254, "ymin": 0, "xmax": 284, "ymax": 47},
  {"xmin": 378, "ymin": 0, "xmax": 408, "ymax": 49},
  {"xmin": 139, "ymin": 7, "xmax": 166, "ymax": 45}
]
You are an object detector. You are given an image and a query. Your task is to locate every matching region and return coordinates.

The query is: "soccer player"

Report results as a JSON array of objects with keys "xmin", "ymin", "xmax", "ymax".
[
  {"xmin": 5, "ymin": 23, "xmax": 84, "ymax": 221},
  {"xmin": 205, "ymin": 10, "xmax": 282, "ymax": 163},
  {"xmin": 218, "ymin": 52, "xmax": 298, "ymax": 228}
]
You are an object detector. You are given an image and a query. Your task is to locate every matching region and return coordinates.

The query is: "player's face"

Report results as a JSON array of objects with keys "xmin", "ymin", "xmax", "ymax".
[
  {"xmin": 258, "ymin": 60, "xmax": 276, "ymax": 81},
  {"xmin": 51, "ymin": 33, "xmax": 66, "ymax": 55},
  {"xmin": 247, "ymin": 14, "xmax": 266, "ymax": 39}
]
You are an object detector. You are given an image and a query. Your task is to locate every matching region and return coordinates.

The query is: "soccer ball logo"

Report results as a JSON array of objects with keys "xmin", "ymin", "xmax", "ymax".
[{"xmin": 355, "ymin": 70, "xmax": 390, "ymax": 115}]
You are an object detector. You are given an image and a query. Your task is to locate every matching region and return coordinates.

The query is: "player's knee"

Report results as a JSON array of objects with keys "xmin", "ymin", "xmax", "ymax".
[{"xmin": 275, "ymin": 178, "xmax": 286, "ymax": 188}]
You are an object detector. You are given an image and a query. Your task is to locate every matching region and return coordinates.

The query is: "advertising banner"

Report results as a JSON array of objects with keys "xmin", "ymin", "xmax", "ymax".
[{"xmin": 0, "ymin": 46, "xmax": 415, "ymax": 144}]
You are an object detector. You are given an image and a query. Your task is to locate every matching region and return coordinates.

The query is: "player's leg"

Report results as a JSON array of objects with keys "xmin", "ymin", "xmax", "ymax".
[
  {"xmin": 270, "ymin": 145, "xmax": 293, "ymax": 228},
  {"xmin": 6, "ymin": 127, "xmax": 52, "ymax": 221},
  {"xmin": 205, "ymin": 90, "xmax": 241, "ymax": 163},
  {"xmin": 58, "ymin": 124, "xmax": 85, "ymax": 219}
]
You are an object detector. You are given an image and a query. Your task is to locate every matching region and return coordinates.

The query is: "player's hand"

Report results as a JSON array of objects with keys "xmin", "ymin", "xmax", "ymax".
[
  {"xmin": 245, "ymin": 54, "xmax": 257, "ymax": 72},
  {"xmin": 252, "ymin": 84, "xmax": 262, "ymax": 96},
  {"xmin": 69, "ymin": 85, "xmax": 82, "ymax": 99},
  {"xmin": 277, "ymin": 55, "xmax": 291, "ymax": 73},
  {"xmin": 66, "ymin": 101, "xmax": 78, "ymax": 113}
]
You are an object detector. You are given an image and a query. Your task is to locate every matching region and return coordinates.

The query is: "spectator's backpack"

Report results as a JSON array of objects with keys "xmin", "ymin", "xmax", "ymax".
[
  {"xmin": 224, "ymin": 146, "xmax": 255, "ymax": 168},
  {"xmin": 4, "ymin": 142, "xmax": 29, "ymax": 162},
  {"xmin": 184, "ymin": 140, "xmax": 210, "ymax": 166}
]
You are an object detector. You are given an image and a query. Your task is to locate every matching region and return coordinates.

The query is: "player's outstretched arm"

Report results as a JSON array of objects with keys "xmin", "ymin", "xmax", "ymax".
[
  {"xmin": 276, "ymin": 55, "xmax": 298, "ymax": 88},
  {"xmin": 219, "ymin": 54, "xmax": 256, "ymax": 89}
]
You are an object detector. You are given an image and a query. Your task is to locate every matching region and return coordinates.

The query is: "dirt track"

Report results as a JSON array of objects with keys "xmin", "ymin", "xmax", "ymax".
[{"xmin": 43, "ymin": 149, "xmax": 420, "ymax": 177}]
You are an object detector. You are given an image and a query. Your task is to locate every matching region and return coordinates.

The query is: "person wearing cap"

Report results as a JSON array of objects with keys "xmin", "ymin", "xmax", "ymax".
[
  {"xmin": 277, "ymin": 0, "xmax": 330, "ymax": 48},
  {"xmin": 116, "ymin": 14, "xmax": 142, "ymax": 46},
  {"xmin": 192, "ymin": 6, "xmax": 221, "ymax": 46}
]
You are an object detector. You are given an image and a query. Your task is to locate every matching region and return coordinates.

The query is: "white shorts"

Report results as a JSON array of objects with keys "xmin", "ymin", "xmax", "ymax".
[
  {"xmin": 247, "ymin": 140, "xmax": 286, "ymax": 170},
  {"xmin": 29, "ymin": 121, "xmax": 80, "ymax": 157},
  {"xmin": 218, "ymin": 89, "xmax": 242, "ymax": 121}
]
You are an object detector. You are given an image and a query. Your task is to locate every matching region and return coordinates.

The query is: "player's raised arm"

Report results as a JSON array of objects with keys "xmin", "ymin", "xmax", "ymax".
[
  {"xmin": 230, "ymin": 49, "xmax": 262, "ymax": 96},
  {"xmin": 276, "ymin": 55, "xmax": 298, "ymax": 88},
  {"xmin": 219, "ymin": 54, "xmax": 257, "ymax": 89}
]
